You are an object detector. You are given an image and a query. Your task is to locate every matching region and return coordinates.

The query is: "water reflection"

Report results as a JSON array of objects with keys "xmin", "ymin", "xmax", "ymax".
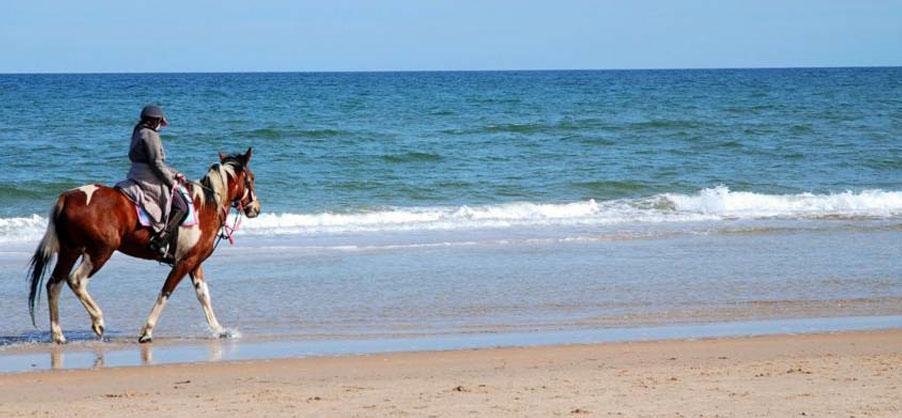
[
  {"xmin": 47, "ymin": 346, "xmax": 106, "ymax": 369},
  {"xmin": 208, "ymin": 340, "xmax": 223, "ymax": 362},
  {"xmin": 49, "ymin": 346, "xmax": 62, "ymax": 369},
  {"xmin": 93, "ymin": 348, "xmax": 105, "ymax": 369},
  {"xmin": 44, "ymin": 338, "xmax": 230, "ymax": 370},
  {"xmin": 140, "ymin": 344, "xmax": 153, "ymax": 365}
]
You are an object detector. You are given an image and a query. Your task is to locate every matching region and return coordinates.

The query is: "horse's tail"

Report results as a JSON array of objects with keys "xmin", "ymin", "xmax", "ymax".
[{"xmin": 27, "ymin": 196, "xmax": 64, "ymax": 326}]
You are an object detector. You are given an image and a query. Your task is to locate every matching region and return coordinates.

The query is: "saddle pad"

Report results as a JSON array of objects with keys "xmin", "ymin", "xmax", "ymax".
[{"xmin": 136, "ymin": 186, "xmax": 198, "ymax": 227}]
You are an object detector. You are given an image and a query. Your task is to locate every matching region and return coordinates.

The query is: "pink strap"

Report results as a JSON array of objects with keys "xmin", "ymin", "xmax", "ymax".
[{"xmin": 221, "ymin": 203, "xmax": 244, "ymax": 245}]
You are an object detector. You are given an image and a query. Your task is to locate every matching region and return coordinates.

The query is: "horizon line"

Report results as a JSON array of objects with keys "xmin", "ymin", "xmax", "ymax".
[{"xmin": 1, "ymin": 64, "xmax": 900, "ymax": 76}]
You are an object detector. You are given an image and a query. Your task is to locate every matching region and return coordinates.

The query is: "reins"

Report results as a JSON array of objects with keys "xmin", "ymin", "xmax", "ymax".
[
  {"xmin": 208, "ymin": 167, "xmax": 255, "ymax": 252},
  {"xmin": 184, "ymin": 180, "xmax": 218, "ymax": 198},
  {"xmin": 175, "ymin": 159, "xmax": 256, "ymax": 255},
  {"xmin": 212, "ymin": 202, "xmax": 244, "ymax": 252}
]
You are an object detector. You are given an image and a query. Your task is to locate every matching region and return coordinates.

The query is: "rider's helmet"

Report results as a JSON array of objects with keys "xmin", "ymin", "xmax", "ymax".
[{"xmin": 140, "ymin": 105, "xmax": 168, "ymax": 128}]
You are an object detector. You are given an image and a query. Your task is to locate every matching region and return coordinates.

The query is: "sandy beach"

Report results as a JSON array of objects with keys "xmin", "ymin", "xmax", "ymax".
[{"xmin": 1, "ymin": 329, "xmax": 899, "ymax": 417}]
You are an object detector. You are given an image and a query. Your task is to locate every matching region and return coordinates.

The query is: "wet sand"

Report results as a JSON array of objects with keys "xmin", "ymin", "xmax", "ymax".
[{"xmin": 1, "ymin": 329, "xmax": 900, "ymax": 417}]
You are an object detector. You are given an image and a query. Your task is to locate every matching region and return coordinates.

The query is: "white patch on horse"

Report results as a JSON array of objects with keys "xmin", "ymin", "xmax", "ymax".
[
  {"xmin": 139, "ymin": 293, "xmax": 169, "ymax": 342},
  {"xmin": 216, "ymin": 164, "xmax": 237, "ymax": 206},
  {"xmin": 76, "ymin": 185, "xmax": 99, "ymax": 206},
  {"xmin": 189, "ymin": 183, "xmax": 205, "ymax": 205},
  {"xmin": 67, "ymin": 254, "xmax": 104, "ymax": 334},
  {"xmin": 196, "ymin": 160, "xmax": 241, "ymax": 208},
  {"xmin": 175, "ymin": 224, "xmax": 201, "ymax": 260}
]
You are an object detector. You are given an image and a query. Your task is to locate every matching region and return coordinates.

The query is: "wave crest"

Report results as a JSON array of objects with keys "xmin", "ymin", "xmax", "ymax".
[
  {"xmin": 237, "ymin": 187, "xmax": 902, "ymax": 236},
  {"xmin": 0, "ymin": 214, "xmax": 48, "ymax": 243},
  {"xmin": 2, "ymin": 187, "xmax": 901, "ymax": 242},
  {"xmin": 663, "ymin": 186, "xmax": 902, "ymax": 219}
]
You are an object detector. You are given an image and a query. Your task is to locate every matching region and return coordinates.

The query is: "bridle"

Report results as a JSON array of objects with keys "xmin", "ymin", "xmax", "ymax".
[
  {"xmin": 235, "ymin": 171, "xmax": 257, "ymax": 210},
  {"xmin": 213, "ymin": 163, "xmax": 256, "ymax": 249}
]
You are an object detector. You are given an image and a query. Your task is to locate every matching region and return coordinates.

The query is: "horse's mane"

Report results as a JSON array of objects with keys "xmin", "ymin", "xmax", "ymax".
[{"xmin": 193, "ymin": 155, "xmax": 245, "ymax": 207}]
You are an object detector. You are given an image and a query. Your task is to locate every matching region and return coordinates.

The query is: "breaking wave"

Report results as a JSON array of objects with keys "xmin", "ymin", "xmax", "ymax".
[
  {"xmin": 237, "ymin": 186, "xmax": 902, "ymax": 236},
  {"xmin": 0, "ymin": 214, "xmax": 47, "ymax": 244},
  {"xmin": 3, "ymin": 187, "xmax": 901, "ymax": 242}
]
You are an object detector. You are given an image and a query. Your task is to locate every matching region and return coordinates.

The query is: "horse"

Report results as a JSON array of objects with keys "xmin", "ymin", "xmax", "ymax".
[{"xmin": 26, "ymin": 147, "xmax": 261, "ymax": 344}]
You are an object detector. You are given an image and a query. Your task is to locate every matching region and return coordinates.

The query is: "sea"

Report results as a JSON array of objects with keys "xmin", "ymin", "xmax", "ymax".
[{"xmin": 1, "ymin": 68, "xmax": 901, "ymax": 371}]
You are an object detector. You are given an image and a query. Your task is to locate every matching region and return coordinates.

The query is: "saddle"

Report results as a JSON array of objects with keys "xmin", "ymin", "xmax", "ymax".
[{"xmin": 135, "ymin": 186, "xmax": 198, "ymax": 228}]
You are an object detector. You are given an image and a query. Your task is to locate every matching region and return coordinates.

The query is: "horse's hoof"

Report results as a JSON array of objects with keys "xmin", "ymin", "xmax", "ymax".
[
  {"xmin": 213, "ymin": 328, "xmax": 239, "ymax": 339},
  {"xmin": 52, "ymin": 336, "xmax": 67, "ymax": 345},
  {"xmin": 92, "ymin": 323, "xmax": 105, "ymax": 338},
  {"xmin": 138, "ymin": 335, "xmax": 152, "ymax": 344}
]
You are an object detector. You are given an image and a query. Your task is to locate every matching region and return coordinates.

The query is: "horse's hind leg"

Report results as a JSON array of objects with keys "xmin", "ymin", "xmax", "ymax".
[
  {"xmin": 47, "ymin": 248, "xmax": 79, "ymax": 344},
  {"xmin": 67, "ymin": 248, "xmax": 113, "ymax": 338}
]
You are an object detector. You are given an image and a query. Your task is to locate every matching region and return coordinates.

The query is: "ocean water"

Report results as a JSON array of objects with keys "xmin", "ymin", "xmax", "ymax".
[{"xmin": 1, "ymin": 68, "xmax": 901, "ymax": 357}]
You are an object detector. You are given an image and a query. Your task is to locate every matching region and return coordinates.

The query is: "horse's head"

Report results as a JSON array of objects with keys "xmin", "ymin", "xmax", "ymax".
[{"xmin": 218, "ymin": 147, "xmax": 261, "ymax": 218}]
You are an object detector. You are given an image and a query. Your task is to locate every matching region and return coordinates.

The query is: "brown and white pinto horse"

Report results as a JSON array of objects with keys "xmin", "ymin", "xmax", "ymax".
[{"xmin": 26, "ymin": 148, "xmax": 260, "ymax": 344}]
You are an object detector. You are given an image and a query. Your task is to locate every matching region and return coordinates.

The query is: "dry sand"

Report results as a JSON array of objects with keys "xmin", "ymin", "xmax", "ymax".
[{"xmin": 1, "ymin": 329, "xmax": 900, "ymax": 417}]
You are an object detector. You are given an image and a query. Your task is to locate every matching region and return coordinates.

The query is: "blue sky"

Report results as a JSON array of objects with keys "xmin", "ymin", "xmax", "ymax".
[{"xmin": 2, "ymin": 0, "xmax": 901, "ymax": 73}]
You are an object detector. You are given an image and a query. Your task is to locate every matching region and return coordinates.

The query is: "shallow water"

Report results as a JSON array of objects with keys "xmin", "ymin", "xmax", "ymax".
[
  {"xmin": 2, "ymin": 316, "xmax": 901, "ymax": 374},
  {"xmin": 1, "ymin": 219, "xmax": 900, "ymax": 347}
]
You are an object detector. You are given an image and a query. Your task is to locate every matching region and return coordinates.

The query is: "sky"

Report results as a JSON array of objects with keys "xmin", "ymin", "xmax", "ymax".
[{"xmin": 2, "ymin": 0, "xmax": 901, "ymax": 73}]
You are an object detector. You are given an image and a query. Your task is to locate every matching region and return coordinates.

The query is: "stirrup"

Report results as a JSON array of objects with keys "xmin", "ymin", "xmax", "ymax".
[
  {"xmin": 148, "ymin": 236, "xmax": 167, "ymax": 253},
  {"xmin": 163, "ymin": 241, "xmax": 178, "ymax": 262},
  {"xmin": 152, "ymin": 243, "xmax": 175, "ymax": 264},
  {"xmin": 148, "ymin": 233, "xmax": 172, "ymax": 259},
  {"xmin": 159, "ymin": 252, "xmax": 175, "ymax": 264}
]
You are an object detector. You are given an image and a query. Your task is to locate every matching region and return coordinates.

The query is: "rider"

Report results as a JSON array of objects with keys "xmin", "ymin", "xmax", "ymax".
[{"xmin": 124, "ymin": 105, "xmax": 188, "ymax": 261}]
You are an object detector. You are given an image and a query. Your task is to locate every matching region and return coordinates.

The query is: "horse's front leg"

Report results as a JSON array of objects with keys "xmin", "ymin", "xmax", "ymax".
[
  {"xmin": 138, "ymin": 261, "xmax": 193, "ymax": 343},
  {"xmin": 189, "ymin": 265, "xmax": 226, "ymax": 337}
]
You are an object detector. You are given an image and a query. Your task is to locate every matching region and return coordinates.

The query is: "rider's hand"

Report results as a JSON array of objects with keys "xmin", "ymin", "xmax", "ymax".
[{"xmin": 175, "ymin": 173, "xmax": 186, "ymax": 184}]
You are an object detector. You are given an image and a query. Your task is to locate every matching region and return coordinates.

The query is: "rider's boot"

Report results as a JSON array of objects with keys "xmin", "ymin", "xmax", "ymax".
[{"xmin": 149, "ymin": 206, "xmax": 187, "ymax": 263}]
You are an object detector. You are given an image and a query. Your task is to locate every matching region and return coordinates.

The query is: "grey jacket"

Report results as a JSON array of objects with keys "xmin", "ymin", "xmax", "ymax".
[
  {"xmin": 116, "ymin": 126, "xmax": 181, "ymax": 232},
  {"xmin": 128, "ymin": 126, "xmax": 179, "ymax": 187}
]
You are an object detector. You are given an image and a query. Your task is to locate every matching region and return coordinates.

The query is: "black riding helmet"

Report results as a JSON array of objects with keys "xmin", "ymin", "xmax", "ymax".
[{"xmin": 140, "ymin": 104, "xmax": 169, "ymax": 128}]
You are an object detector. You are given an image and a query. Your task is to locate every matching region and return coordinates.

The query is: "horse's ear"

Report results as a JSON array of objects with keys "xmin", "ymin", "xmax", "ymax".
[
  {"xmin": 244, "ymin": 147, "xmax": 253, "ymax": 164},
  {"xmin": 218, "ymin": 152, "xmax": 228, "ymax": 162}
]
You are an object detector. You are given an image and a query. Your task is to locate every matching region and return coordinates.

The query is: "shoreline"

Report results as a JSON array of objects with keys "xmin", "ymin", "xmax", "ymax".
[
  {"xmin": 1, "ymin": 314, "xmax": 900, "ymax": 374},
  {"xmin": 1, "ymin": 329, "xmax": 899, "ymax": 416}
]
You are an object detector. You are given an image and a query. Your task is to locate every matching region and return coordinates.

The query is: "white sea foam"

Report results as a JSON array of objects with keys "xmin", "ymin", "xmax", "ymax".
[
  {"xmin": 3, "ymin": 187, "xmax": 901, "ymax": 243},
  {"xmin": 0, "ymin": 214, "xmax": 48, "ymax": 244},
  {"xmin": 235, "ymin": 187, "xmax": 902, "ymax": 236},
  {"xmin": 664, "ymin": 186, "xmax": 902, "ymax": 218},
  {"xmin": 234, "ymin": 199, "xmax": 714, "ymax": 236}
]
